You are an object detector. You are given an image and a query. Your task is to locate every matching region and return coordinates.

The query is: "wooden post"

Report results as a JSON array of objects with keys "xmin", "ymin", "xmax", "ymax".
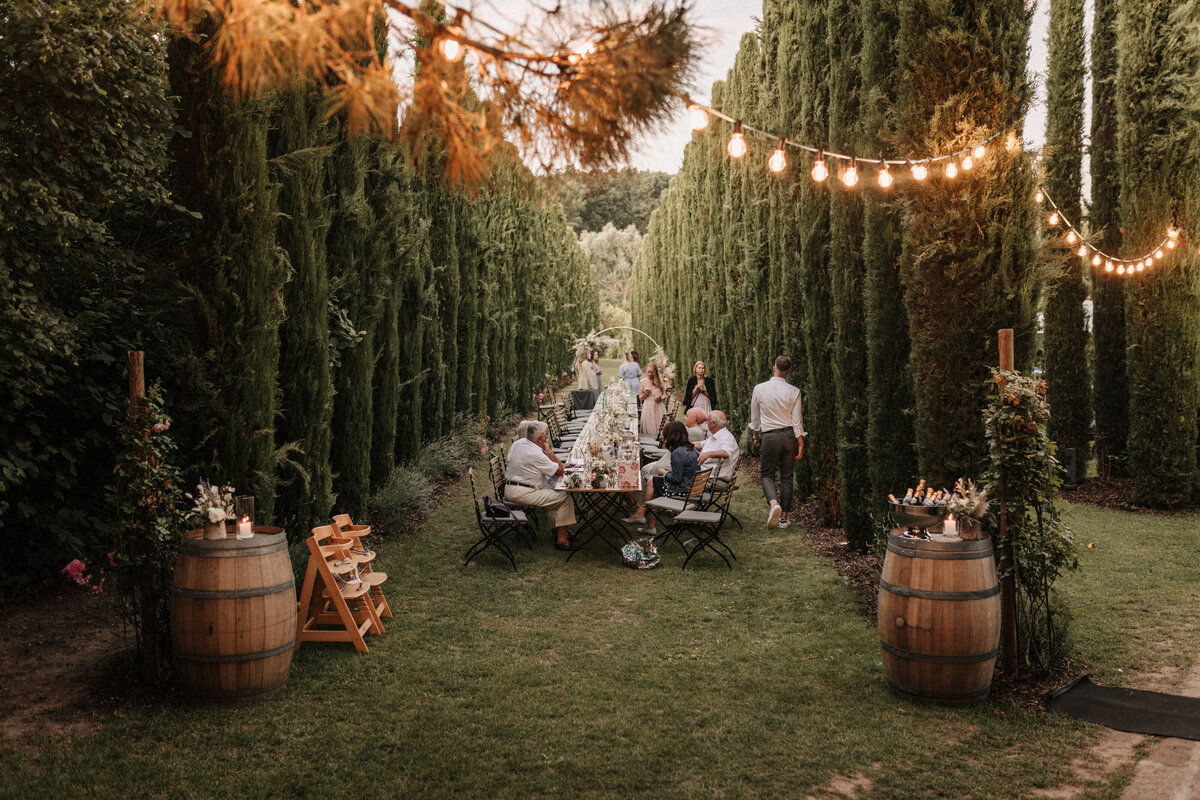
[
  {"xmin": 997, "ymin": 329, "xmax": 1018, "ymax": 676},
  {"xmin": 128, "ymin": 351, "xmax": 145, "ymax": 410}
]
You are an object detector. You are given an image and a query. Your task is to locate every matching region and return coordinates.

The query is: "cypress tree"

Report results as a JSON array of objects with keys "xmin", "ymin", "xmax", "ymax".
[
  {"xmin": 1089, "ymin": 0, "xmax": 1129, "ymax": 475},
  {"xmin": 1041, "ymin": 0, "xmax": 1091, "ymax": 474},
  {"xmin": 1116, "ymin": 0, "xmax": 1200, "ymax": 507},
  {"xmin": 895, "ymin": 0, "xmax": 1036, "ymax": 487},
  {"xmin": 168, "ymin": 27, "xmax": 284, "ymax": 517},
  {"xmin": 797, "ymin": 0, "xmax": 840, "ymax": 523},
  {"xmin": 860, "ymin": 0, "xmax": 916, "ymax": 517},
  {"xmin": 271, "ymin": 87, "xmax": 334, "ymax": 533},
  {"xmin": 828, "ymin": 0, "xmax": 872, "ymax": 547}
]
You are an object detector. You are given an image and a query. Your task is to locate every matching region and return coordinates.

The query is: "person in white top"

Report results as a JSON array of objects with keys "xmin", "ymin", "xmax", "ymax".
[
  {"xmin": 694, "ymin": 410, "xmax": 740, "ymax": 488},
  {"xmin": 748, "ymin": 356, "xmax": 806, "ymax": 530},
  {"xmin": 504, "ymin": 421, "xmax": 579, "ymax": 551}
]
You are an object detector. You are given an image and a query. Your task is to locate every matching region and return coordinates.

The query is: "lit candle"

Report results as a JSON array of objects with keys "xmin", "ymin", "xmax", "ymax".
[
  {"xmin": 943, "ymin": 513, "xmax": 957, "ymax": 537},
  {"xmin": 236, "ymin": 515, "xmax": 253, "ymax": 539}
]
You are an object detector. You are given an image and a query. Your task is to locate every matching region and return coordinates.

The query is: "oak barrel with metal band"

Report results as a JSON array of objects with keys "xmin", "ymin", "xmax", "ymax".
[
  {"xmin": 877, "ymin": 532, "xmax": 1001, "ymax": 705},
  {"xmin": 171, "ymin": 526, "xmax": 296, "ymax": 702}
]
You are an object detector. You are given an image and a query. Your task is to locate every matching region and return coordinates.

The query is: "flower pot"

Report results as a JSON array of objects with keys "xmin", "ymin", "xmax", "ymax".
[
  {"xmin": 958, "ymin": 518, "xmax": 985, "ymax": 541},
  {"xmin": 203, "ymin": 521, "xmax": 227, "ymax": 540}
]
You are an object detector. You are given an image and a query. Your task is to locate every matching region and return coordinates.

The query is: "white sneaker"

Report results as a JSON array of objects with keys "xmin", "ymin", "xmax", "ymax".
[
  {"xmin": 778, "ymin": 518, "xmax": 791, "ymax": 529},
  {"xmin": 767, "ymin": 504, "xmax": 781, "ymax": 530},
  {"xmin": 637, "ymin": 526, "xmax": 657, "ymax": 535}
]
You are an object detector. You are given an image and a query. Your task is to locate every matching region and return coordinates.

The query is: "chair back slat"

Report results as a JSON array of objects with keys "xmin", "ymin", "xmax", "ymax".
[
  {"xmin": 684, "ymin": 468, "xmax": 709, "ymax": 504},
  {"xmin": 702, "ymin": 457, "xmax": 724, "ymax": 491}
]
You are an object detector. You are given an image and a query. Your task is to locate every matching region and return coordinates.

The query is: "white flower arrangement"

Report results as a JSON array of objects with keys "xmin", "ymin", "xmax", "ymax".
[
  {"xmin": 946, "ymin": 478, "xmax": 990, "ymax": 522},
  {"xmin": 186, "ymin": 480, "xmax": 235, "ymax": 525},
  {"xmin": 572, "ymin": 330, "xmax": 620, "ymax": 359},
  {"xmin": 652, "ymin": 345, "xmax": 676, "ymax": 385}
]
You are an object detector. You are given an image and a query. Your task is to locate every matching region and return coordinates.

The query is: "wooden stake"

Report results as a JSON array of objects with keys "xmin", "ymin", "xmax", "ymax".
[
  {"xmin": 128, "ymin": 350, "xmax": 145, "ymax": 409},
  {"xmin": 997, "ymin": 329, "xmax": 1018, "ymax": 676}
]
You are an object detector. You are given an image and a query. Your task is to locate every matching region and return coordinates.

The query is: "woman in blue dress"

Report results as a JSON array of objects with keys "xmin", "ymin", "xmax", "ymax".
[{"xmin": 617, "ymin": 351, "xmax": 642, "ymax": 396}]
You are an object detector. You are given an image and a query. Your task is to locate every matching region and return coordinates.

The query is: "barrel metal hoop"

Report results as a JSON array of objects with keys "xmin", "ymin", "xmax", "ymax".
[
  {"xmin": 886, "ymin": 543, "xmax": 995, "ymax": 561},
  {"xmin": 175, "ymin": 640, "xmax": 296, "ymax": 664},
  {"xmin": 183, "ymin": 676, "xmax": 291, "ymax": 701},
  {"xmin": 879, "ymin": 579, "xmax": 1000, "ymax": 601},
  {"xmin": 172, "ymin": 578, "xmax": 296, "ymax": 599},
  {"xmin": 880, "ymin": 640, "xmax": 999, "ymax": 664},
  {"xmin": 180, "ymin": 542, "xmax": 287, "ymax": 558},
  {"xmin": 884, "ymin": 676, "xmax": 991, "ymax": 703}
]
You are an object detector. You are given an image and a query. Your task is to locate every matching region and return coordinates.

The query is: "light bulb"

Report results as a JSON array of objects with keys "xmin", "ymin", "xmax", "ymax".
[
  {"xmin": 877, "ymin": 166, "xmax": 894, "ymax": 188},
  {"xmin": 812, "ymin": 154, "xmax": 829, "ymax": 182},
  {"xmin": 841, "ymin": 160, "xmax": 859, "ymax": 187},
  {"xmin": 1168, "ymin": 239, "xmax": 1177, "ymax": 249},
  {"xmin": 1105, "ymin": 261, "xmax": 1114, "ymax": 272},
  {"xmin": 973, "ymin": 144, "xmax": 986, "ymax": 159},
  {"xmin": 1048, "ymin": 212, "xmax": 1059, "ymax": 226},
  {"xmin": 1077, "ymin": 245, "xmax": 1087, "ymax": 258},
  {"xmin": 768, "ymin": 146, "xmax": 787, "ymax": 173},
  {"xmin": 1117, "ymin": 265, "xmax": 1126, "ymax": 274},
  {"xmin": 1092, "ymin": 255, "xmax": 1101, "ymax": 266},
  {"xmin": 1066, "ymin": 230, "xmax": 1077, "ymax": 244},
  {"xmin": 727, "ymin": 132, "xmax": 746, "ymax": 159},
  {"xmin": 1155, "ymin": 248, "xmax": 1164, "ymax": 259},
  {"xmin": 961, "ymin": 155, "xmax": 974, "ymax": 170},
  {"xmin": 688, "ymin": 104, "xmax": 709, "ymax": 131},
  {"xmin": 1168, "ymin": 227, "xmax": 1179, "ymax": 239},
  {"xmin": 441, "ymin": 36, "xmax": 464, "ymax": 62},
  {"xmin": 911, "ymin": 162, "xmax": 928, "ymax": 181},
  {"xmin": 1035, "ymin": 189, "xmax": 1044, "ymax": 203},
  {"xmin": 1137, "ymin": 262, "xmax": 1145, "ymax": 272},
  {"xmin": 945, "ymin": 162, "xmax": 958, "ymax": 179}
]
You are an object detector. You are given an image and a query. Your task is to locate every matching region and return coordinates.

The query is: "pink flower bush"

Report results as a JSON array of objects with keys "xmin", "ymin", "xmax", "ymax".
[
  {"xmin": 62, "ymin": 559, "xmax": 105, "ymax": 595},
  {"xmin": 151, "ymin": 421, "xmax": 170, "ymax": 434}
]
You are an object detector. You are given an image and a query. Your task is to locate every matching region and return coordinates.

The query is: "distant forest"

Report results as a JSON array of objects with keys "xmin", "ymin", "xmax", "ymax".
[{"xmin": 541, "ymin": 168, "xmax": 672, "ymax": 234}]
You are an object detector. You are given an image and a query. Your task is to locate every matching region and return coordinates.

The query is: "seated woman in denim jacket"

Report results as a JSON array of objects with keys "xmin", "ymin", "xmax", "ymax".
[{"xmin": 622, "ymin": 421, "xmax": 698, "ymax": 536}]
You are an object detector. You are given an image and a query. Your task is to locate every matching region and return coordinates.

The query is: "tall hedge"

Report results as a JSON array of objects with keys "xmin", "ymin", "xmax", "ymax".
[
  {"xmin": 1116, "ymin": 0, "xmax": 1200, "ymax": 507},
  {"xmin": 860, "ymin": 0, "xmax": 916, "ymax": 517},
  {"xmin": 1041, "ymin": 0, "xmax": 1091, "ymax": 469},
  {"xmin": 894, "ymin": 0, "xmax": 1037, "ymax": 487},
  {"xmin": 1089, "ymin": 0, "xmax": 1128, "ymax": 475}
]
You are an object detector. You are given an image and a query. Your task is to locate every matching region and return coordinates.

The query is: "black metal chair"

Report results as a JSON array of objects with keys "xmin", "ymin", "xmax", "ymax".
[
  {"xmin": 491, "ymin": 454, "xmax": 540, "ymax": 544},
  {"xmin": 645, "ymin": 469, "xmax": 711, "ymax": 552},
  {"xmin": 465, "ymin": 468, "xmax": 529, "ymax": 571},
  {"xmin": 665, "ymin": 476, "xmax": 738, "ymax": 570}
]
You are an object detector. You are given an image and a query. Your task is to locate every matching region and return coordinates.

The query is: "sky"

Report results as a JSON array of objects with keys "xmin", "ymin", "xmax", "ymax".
[{"xmin": 620, "ymin": 0, "xmax": 1055, "ymax": 175}]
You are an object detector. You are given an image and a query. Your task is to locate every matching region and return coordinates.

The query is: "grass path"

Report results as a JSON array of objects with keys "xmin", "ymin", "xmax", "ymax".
[{"xmin": 1, "ymin": 452, "xmax": 1197, "ymax": 798}]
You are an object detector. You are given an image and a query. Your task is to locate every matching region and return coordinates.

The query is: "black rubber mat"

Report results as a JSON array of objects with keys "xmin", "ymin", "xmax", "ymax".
[{"xmin": 1046, "ymin": 675, "xmax": 1200, "ymax": 740}]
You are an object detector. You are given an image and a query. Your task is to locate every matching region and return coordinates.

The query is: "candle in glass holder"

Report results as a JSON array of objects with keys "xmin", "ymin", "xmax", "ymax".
[
  {"xmin": 235, "ymin": 495, "xmax": 255, "ymax": 539},
  {"xmin": 943, "ymin": 513, "xmax": 957, "ymax": 537}
]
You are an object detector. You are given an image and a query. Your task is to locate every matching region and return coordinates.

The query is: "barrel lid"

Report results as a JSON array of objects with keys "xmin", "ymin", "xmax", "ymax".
[
  {"xmin": 887, "ymin": 532, "xmax": 992, "ymax": 553},
  {"xmin": 181, "ymin": 526, "xmax": 287, "ymax": 550}
]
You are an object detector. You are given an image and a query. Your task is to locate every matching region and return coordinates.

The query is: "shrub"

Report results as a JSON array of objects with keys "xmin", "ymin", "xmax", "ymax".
[
  {"xmin": 369, "ymin": 466, "xmax": 434, "ymax": 536},
  {"xmin": 416, "ymin": 438, "xmax": 470, "ymax": 480}
]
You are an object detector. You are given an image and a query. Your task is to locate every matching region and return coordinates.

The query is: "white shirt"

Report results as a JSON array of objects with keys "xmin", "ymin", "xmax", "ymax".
[
  {"xmin": 699, "ymin": 427, "xmax": 740, "ymax": 481},
  {"xmin": 749, "ymin": 376, "xmax": 805, "ymax": 438},
  {"xmin": 506, "ymin": 438, "xmax": 559, "ymax": 487}
]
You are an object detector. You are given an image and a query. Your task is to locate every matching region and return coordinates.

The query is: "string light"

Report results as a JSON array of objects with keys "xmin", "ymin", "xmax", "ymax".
[
  {"xmin": 945, "ymin": 161, "xmax": 959, "ymax": 179},
  {"xmin": 1106, "ymin": 261, "xmax": 1114, "ymax": 272},
  {"xmin": 1168, "ymin": 238, "xmax": 1177, "ymax": 249},
  {"xmin": 1117, "ymin": 265, "xmax": 1126, "ymax": 274},
  {"xmin": 841, "ymin": 158, "xmax": 859, "ymax": 187},
  {"xmin": 973, "ymin": 144, "xmax": 986, "ymax": 160},
  {"xmin": 1048, "ymin": 212, "xmax": 1059, "ymax": 226},
  {"xmin": 877, "ymin": 164, "xmax": 894, "ymax": 188},
  {"xmin": 1078, "ymin": 244, "xmax": 1088, "ymax": 258},
  {"xmin": 911, "ymin": 162, "xmax": 928, "ymax": 181},
  {"xmin": 768, "ymin": 139, "xmax": 787, "ymax": 173},
  {"xmin": 1035, "ymin": 188, "xmax": 1044, "ymax": 203},
  {"xmin": 1137, "ymin": 262, "xmax": 1145, "ymax": 272},
  {"xmin": 961, "ymin": 154, "xmax": 974, "ymax": 171},
  {"xmin": 1169, "ymin": 227, "xmax": 1180, "ymax": 239},
  {"xmin": 811, "ymin": 151, "xmax": 829, "ymax": 182},
  {"xmin": 1066, "ymin": 230, "xmax": 1078, "ymax": 244},
  {"xmin": 727, "ymin": 121, "xmax": 746, "ymax": 159},
  {"xmin": 688, "ymin": 104, "xmax": 709, "ymax": 131},
  {"xmin": 1092, "ymin": 255, "xmax": 1101, "ymax": 266},
  {"xmin": 1155, "ymin": 248, "xmax": 1163, "ymax": 259}
]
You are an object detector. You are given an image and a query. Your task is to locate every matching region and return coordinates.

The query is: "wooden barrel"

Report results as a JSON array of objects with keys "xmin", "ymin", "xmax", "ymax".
[
  {"xmin": 878, "ymin": 532, "xmax": 1001, "ymax": 705},
  {"xmin": 171, "ymin": 526, "xmax": 296, "ymax": 702}
]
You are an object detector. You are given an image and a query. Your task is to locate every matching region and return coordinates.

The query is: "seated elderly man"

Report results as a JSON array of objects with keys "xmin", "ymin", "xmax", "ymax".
[
  {"xmin": 504, "ymin": 420, "xmax": 580, "ymax": 551},
  {"xmin": 642, "ymin": 407, "xmax": 709, "ymax": 481},
  {"xmin": 694, "ymin": 410, "xmax": 740, "ymax": 489}
]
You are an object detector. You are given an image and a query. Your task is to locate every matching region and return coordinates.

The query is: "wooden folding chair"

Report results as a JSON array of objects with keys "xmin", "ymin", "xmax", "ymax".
[
  {"xmin": 646, "ymin": 469, "xmax": 711, "ymax": 552},
  {"xmin": 331, "ymin": 513, "xmax": 391, "ymax": 622},
  {"xmin": 666, "ymin": 476, "xmax": 739, "ymax": 570},
  {"xmin": 295, "ymin": 525, "xmax": 388, "ymax": 653},
  {"xmin": 465, "ymin": 468, "xmax": 528, "ymax": 571}
]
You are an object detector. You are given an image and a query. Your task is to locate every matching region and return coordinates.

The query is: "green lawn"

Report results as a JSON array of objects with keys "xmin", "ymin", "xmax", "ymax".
[{"xmin": 2, "ymin": 468, "xmax": 1197, "ymax": 799}]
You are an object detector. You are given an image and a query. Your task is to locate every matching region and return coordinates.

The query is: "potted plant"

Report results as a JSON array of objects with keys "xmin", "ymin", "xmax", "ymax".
[
  {"xmin": 947, "ymin": 479, "xmax": 990, "ymax": 540},
  {"xmin": 187, "ymin": 480, "xmax": 235, "ymax": 540}
]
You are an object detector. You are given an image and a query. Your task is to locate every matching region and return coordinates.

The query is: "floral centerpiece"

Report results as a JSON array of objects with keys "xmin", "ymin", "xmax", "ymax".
[
  {"xmin": 946, "ymin": 478, "xmax": 990, "ymax": 540},
  {"xmin": 187, "ymin": 479, "xmax": 235, "ymax": 540}
]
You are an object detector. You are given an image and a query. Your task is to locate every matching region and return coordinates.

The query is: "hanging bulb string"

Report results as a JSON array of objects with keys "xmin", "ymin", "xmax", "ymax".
[
  {"xmin": 1037, "ymin": 184, "xmax": 1181, "ymax": 270},
  {"xmin": 680, "ymin": 95, "xmax": 1007, "ymax": 167}
]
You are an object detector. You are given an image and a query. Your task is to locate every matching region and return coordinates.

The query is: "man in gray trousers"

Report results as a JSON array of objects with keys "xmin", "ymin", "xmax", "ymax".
[{"xmin": 748, "ymin": 356, "xmax": 806, "ymax": 529}]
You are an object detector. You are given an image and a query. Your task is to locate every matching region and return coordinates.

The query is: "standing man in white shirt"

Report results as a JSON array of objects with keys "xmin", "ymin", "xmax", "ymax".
[{"xmin": 748, "ymin": 356, "xmax": 806, "ymax": 530}]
